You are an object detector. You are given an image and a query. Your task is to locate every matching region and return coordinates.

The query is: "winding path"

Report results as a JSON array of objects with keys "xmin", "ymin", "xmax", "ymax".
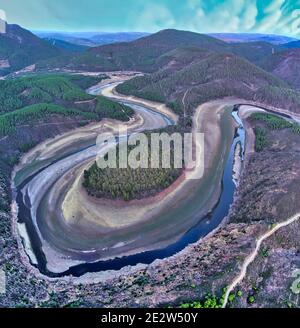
[{"xmin": 222, "ymin": 213, "xmax": 300, "ymax": 308}]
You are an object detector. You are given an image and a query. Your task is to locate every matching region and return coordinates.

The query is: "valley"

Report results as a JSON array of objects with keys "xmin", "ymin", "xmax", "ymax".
[{"xmin": 0, "ymin": 24, "xmax": 299, "ymax": 309}]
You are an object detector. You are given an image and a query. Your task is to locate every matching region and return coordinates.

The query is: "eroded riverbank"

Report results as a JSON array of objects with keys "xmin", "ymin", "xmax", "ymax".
[
  {"xmin": 13, "ymin": 98, "xmax": 238, "ymax": 276},
  {"xmin": 14, "ymin": 74, "xmax": 291, "ymax": 278}
]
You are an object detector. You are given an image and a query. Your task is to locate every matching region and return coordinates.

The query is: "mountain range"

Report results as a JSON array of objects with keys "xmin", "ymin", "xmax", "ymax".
[
  {"xmin": 34, "ymin": 31, "xmax": 150, "ymax": 47},
  {"xmin": 210, "ymin": 33, "xmax": 299, "ymax": 45},
  {"xmin": 36, "ymin": 29, "xmax": 284, "ymax": 73},
  {"xmin": 2, "ymin": 23, "xmax": 300, "ymax": 105}
]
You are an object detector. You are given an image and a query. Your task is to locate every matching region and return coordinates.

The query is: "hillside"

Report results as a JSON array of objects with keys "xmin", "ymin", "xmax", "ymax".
[
  {"xmin": 0, "ymin": 23, "xmax": 64, "ymax": 75},
  {"xmin": 117, "ymin": 52, "xmax": 300, "ymax": 115},
  {"xmin": 43, "ymin": 38, "xmax": 89, "ymax": 53},
  {"xmin": 36, "ymin": 29, "xmax": 280, "ymax": 73},
  {"xmin": 281, "ymin": 40, "xmax": 300, "ymax": 49},
  {"xmin": 231, "ymin": 41, "xmax": 278, "ymax": 65},
  {"xmin": 0, "ymin": 74, "xmax": 133, "ymax": 137},
  {"xmin": 259, "ymin": 49, "xmax": 300, "ymax": 89},
  {"xmin": 36, "ymin": 29, "xmax": 232, "ymax": 72}
]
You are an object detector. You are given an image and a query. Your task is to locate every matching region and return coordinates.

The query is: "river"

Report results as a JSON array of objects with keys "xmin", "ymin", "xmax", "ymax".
[{"xmin": 14, "ymin": 83, "xmax": 245, "ymax": 277}]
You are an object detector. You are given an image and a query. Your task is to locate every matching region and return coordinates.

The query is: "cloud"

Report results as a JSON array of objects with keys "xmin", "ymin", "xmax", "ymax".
[
  {"xmin": 178, "ymin": 0, "xmax": 258, "ymax": 33},
  {"xmin": 253, "ymin": 0, "xmax": 300, "ymax": 36},
  {"xmin": 174, "ymin": 0, "xmax": 300, "ymax": 37},
  {"xmin": 1, "ymin": 0, "xmax": 300, "ymax": 37},
  {"xmin": 135, "ymin": 3, "xmax": 175, "ymax": 32},
  {"xmin": 256, "ymin": 0, "xmax": 285, "ymax": 32},
  {"xmin": 240, "ymin": 2, "xmax": 258, "ymax": 30}
]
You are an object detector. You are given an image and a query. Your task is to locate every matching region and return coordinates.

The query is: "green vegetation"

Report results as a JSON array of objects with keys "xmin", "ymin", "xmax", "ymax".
[
  {"xmin": 0, "ymin": 75, "xmax": 93, "ymax": 113},
  {"xmin": 254, "ymin": 127, "xmax": 268, "ymax": 152},
  {"xmin": 0, "ymin": 74, "xmax": 133, "ymax": 137},
  {"xmin": 66, "ymin": 74, "xmax": 107, "ymax": 89},
  {"xmin": 83, "ymin": 135, "xmax": 182, "ymax": 201},
  {"xmin": 251, "ymin": 112, "xmax": 300, "ymax": 133},
  {"xmin": 180, "ymin": 296, "xmax": 222, "ymax": 309},
  {"xmin": 167, "ymin": 101, "xmax": 183, "ymax": 115},
  {"xmin": 83, "ymin": 163, "xmax": 181, "ymax": 201},
  {"xmin": 0, "ymin": 103, "xmax": 98, "ymax": 136},
  {"xmin": 179, "ymin": 288, "xmax": 244, "ymax": 309},
  {"xmin": 117, "ymin": 52, "xmax": 300, "ymax": 116},
  {"xmin": 95, "ymin": 96, "xmax": 133, "ymax": 121},
  {"xmin": 252, "ymin": 113, "xmax": 300, "ymax": 152},
  {"xmin": 252, "ymin": 112, "xmax": 300, "ymax": 152},
  {"xmin": 248, "ymin": 295, "xmax": 255, "ymax": 304},
  {"xmin": 237, "ymin": 290, "xmax": 243, "ymax": 297}
]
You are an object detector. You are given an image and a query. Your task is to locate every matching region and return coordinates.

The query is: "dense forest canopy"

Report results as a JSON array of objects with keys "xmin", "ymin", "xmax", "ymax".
[
  {"xmin": 0, "ymin": 74, "xmax": 134, "ymax": 137},
  {"xmin": 83, "ymin": 133, "xmax": 183, "ymax": 201}
]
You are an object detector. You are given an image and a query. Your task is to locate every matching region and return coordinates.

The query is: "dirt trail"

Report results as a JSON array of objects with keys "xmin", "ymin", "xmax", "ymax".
[{"xmin": 222, "ymin": 213, "xmax": 300, "ymax": 308}]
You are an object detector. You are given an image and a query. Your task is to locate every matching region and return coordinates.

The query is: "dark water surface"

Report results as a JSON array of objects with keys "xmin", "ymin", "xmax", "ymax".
[{"xmin": 15, "ymin": 103, "xmax": 244, "ymax": 277}]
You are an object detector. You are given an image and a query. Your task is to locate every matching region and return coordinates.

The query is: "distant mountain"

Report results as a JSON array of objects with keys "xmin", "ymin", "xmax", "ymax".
[
  {"xmin": 37, "ymin": 29, "xmax": 233, "ymax": 72},
  {"xmin": 34, "ymin": 32, "xmax": 98, "ymax": 47},
  {"xmin": 0, "ymin": 23, "xmax": 64, "ymax": 75},
  {"xmin": 259, "ymin": 49, "xmax": 300, "ymax": 89},
  {"xmin": 34, "ymin": 31, "xmax": 150, "ymax": 47},
  {"xmin": 37, "ymin": 29, "xmax": 279, "ymax": 73},
  {"xmin": 281, "ymin": 40, "xmax": 300, "ymax": 49},
  {"xmin": 89, "ymin": 32, "xmax": 150, "ymax": 45},
  {"xmin": 43, "ymin": 38, "xmax": 89, "ymax": 52},
  {"xmin": 210, "ymin": 33, "xmax": 299, "ymax": 45}
]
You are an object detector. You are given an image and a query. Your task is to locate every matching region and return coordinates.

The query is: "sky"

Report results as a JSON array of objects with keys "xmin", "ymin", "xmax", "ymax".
[{"xmin": 0, "ymin": 0, "xmax": 300, "ymax": 37}]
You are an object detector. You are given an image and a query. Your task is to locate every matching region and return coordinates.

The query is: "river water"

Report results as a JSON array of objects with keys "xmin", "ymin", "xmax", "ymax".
[{"xmin": 14, "ymin": 90, "xmax": 245, "ymax": 277}]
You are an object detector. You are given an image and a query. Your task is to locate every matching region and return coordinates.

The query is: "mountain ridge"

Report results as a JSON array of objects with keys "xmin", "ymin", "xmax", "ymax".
[
  {"xmin": 36, "ymin": 29, "xmax": 280, "ymax": 72},
  {"xmin": 0, "ymin": 23, "xmax": 64, "ymax": 75}
]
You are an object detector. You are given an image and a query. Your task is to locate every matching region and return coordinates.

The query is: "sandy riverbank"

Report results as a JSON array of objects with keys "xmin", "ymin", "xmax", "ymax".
[
  {"xmin": 29, "ymin": 99, "xmax": 235, "ymax": 275},
  {"xmin": 101, "ymin": 83, "xmax": 179, "ymax": 124},
  {"xmin": 12, "ymin": 88, "xmax": 297, "ymax": 281},
  {"xmin": 61, "ymin": 100, "xmax": 219, "ymax": 229}
]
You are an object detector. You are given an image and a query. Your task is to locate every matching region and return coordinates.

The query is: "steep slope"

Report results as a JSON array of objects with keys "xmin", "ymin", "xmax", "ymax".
[
  {"xmin": 0, "ymin": 23, "xmax": 64, "ymax": 75},
  {"xmin": 117, "ymin": 53, "xmax": 300, "ymax": 115},
  {"xmin": 232, "ymin": 41, "xmax": 279, "ymax": 65},
  {"xmin": 259, "ymin": 49, "xmax": 300, "ymax": 89}
]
